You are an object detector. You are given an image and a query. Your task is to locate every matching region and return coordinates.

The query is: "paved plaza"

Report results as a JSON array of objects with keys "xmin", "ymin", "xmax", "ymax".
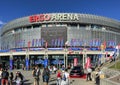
[{"xmin": 9, "ymin": 69, "xmax": 95, "ymax": 85}]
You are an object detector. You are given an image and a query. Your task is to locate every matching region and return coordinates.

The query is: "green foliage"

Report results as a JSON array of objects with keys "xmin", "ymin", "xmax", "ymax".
[{"xmin": 109, "ymin": 61, "xmax": 120, "ymax": 70}]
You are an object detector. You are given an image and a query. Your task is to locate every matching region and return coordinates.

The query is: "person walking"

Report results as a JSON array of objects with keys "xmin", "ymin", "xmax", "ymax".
[
  {"xmin": 95, "ymin": 68, "xmax": 102, "ymax": 85},
  {"xmin": 42, "ymin": 67, "xmax": 50, "ymax": 85},
  {"xmin": 9, "ymin": 72, "xmax": 14, "ymax": 85},
  {"xmin": 61, "ymin": 69, "xmax": 70, "ymax": 85},
  {"xmin": 56, "ymin": 70, "xmax": 62, "ymax": 85},
  {"xmin": 14, "ymin": 71, "xmax": 24, "ymax": 85},
  {"xmin": 86, "ymin": 67, "xmax": 92, "ymax": 81},
  {"xmin": 32, "ymin": 65, "xmax": 41, "ymax": 85},
  {"xmin": 0, "ymin": 68, "xmax": 3, "ymax": 85},
  {"xmin": 1, "ymin": 69, "xmax": 9, "ymax": 85}
]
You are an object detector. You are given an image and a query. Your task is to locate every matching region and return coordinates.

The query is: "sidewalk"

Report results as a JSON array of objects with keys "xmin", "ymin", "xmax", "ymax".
[{"xmin": 9, "ymin": 69, "xmax": 95, "ymax": 85}]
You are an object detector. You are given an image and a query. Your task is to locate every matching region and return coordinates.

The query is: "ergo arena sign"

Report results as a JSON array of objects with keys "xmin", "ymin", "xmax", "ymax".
[{"xmin": 29, "ymin": 14, "xmax": 79, "ymax": 22}]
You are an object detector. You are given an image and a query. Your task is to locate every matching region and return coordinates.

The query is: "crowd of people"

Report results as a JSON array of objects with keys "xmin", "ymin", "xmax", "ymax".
[
  {"xmin": 32, "ymin": 65, "xmax": 70, "ymax": 85},
  {"xmin": 0, "ymin": 64, "xmax": 103, "ymax": 85},
  {"xmin": 0, "ymin": 68, "xmax": 24, "ymax": 85}
]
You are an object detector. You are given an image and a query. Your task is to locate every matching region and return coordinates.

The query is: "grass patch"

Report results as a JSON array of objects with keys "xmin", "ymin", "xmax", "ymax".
[{"xmin": 109, "ymin": 61, "xmax": 120, "ymax": 70}]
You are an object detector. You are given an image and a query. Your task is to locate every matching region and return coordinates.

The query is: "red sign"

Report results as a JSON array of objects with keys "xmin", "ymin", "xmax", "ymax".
[
  {"xmin": 118, "ymin": 44, "xmax": 120, "ymax": 49},
  {"xmin": 27, "ymin": 41, "xmax": 31, "ymax": 48},
  {"xmin": 45, "ymin": 41, "xmax": 48, "ymax": 48},
  {"xmin": 69, "ymin": 51, "xmax": 74, "ymax": 54},
  {"xmin": 74, "ymin": 58, "xmax": 78, "ymax": 66},
  {"xmin": 85, "ymin": 57, "xmax": 91, "ymax": 69},
  {"xmin": 29, "ymin": 14, "xmax": 51, "ymax": 22}
]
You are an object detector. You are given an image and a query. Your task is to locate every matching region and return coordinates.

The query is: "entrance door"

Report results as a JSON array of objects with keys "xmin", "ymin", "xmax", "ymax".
[
  {"xmin": 48, "ymin": 54, "xmax": 64, "ymax": 69},
  {"xmin": 68, "ymin": 54, "xmax": 83, "ymax": 68}
]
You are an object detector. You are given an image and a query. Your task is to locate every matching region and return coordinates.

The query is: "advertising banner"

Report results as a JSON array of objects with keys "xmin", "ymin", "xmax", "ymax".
[
  {"xmin": 74, "ymin": 58, "xmax": 78, "ymax": 66},
  {"xmin": 26, "ymin": 58, "xmax": 29, "ymax": 70},
  {"xmin": 10, "ymin": 59, "xmax": 13, "ymax": 70},
  {"xmin": 85, "ymin": 57, "xmax": 91, "ymax": 69},
  {"xmin": 44, "ymin": 58, "xmax": 48, "ymax": 68}
]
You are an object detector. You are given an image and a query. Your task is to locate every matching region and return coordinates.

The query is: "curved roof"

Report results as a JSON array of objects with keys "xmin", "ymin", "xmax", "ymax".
[{"xmin": 1, "ymin": 13, "xmax": 120, "ymax": 33}]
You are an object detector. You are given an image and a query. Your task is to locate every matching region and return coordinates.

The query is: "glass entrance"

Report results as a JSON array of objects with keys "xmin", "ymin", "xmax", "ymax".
[{"xmin": 68, "ymin": 54, "xmax": 83, "ymax": 69}]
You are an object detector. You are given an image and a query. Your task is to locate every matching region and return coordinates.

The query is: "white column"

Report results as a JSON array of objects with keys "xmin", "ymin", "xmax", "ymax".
[{"xmin": 83, "ymin": 54, "xmax": 85, "ymax": 68}]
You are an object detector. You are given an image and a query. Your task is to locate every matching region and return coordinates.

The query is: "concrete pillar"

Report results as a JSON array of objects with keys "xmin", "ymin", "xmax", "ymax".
[
  {"xmin": 64, "ymin": 54, "xmax": 66, "ymax": 68},
  {"xmin": 66, "ymin": 54, "xmax": 68, "ymax": 69},
  {"xmin": 83, "ymin": 54, "xmax": 85, "ymax": 69}
]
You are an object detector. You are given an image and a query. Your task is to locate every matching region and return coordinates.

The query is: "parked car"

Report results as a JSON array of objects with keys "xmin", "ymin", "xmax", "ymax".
[{"xmin": 70, "ymin": 65, "xmax": 84, "ymax": 77}]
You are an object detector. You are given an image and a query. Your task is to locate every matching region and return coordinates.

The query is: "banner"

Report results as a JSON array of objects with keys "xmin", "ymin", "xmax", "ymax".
[
  {"xmin": 85, "ymin": 57, "xmax": 91, "ymax": 69},
  {"xmin": 26, "ymin": 58, "xmax": 29, "ymax": 70},
  {"xmin": 74, "ymin": 58, "xmax": 78, "ymax": 66},
  {"xmin": 44, "ymin": 58, "xmax": 48, "ymax": 68},
  {"xmin": 60, "ymin": 38, "xmax": 64, "ymax": 47},
  {"xmin": 51, "ymin": 39, "xmax": 54, "ymax": 47},
  {"xmin": 10, "ymin": 59, "xmax": 13, "ymax": 70}
]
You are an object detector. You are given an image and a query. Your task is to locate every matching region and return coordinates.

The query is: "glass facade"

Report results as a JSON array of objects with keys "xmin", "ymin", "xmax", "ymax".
[{"xmin": 1, "ymin": 24, "xmax": 120, "ymax": 50}]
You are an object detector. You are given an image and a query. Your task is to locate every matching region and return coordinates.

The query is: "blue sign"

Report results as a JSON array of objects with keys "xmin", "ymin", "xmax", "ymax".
[
  {"xmin": 105, "ymin": 48, "xmax": 115, "ymax": 51},
  {"xmin": 48, "ymin": 48, "xmax": 63, "ymax": 50},
  {"xmin": 68, "ymin": 48, "xmax": 82, "ymax": 51},
  {"xmin": 90, "ymin": 47, "xmax": 99, "ymax": 51},
  {"xmin": 44, "ymin": 59, "xmax": 48, "ymax": 68},
  {"xmin": 35, "ymin": 59, "xmax": 44, "ymax": 64},
  {"xmin": 51, "ymin": 60, "xmax": 64, "ymax": 64}
]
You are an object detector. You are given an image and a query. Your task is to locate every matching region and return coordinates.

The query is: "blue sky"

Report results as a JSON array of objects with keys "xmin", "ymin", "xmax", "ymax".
[{"xmin": 0, "ymin": 0, "xmax": 120, "ymax": 26}]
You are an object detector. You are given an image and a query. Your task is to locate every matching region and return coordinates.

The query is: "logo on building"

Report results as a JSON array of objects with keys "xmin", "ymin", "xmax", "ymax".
[{"xmin": 29, "ymin": 13, "xmax": 79, "ymax": 23}]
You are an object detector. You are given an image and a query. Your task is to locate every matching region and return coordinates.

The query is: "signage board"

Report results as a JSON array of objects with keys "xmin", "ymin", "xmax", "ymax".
[{"xmin": 29, "ymin": 13, "xmax": 79, "ymax": 23}]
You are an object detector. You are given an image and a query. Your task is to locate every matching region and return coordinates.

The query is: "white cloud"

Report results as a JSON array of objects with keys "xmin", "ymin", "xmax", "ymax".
[{"xmin": 0, "ymin": 20, "xmax": 5, "ymax": 25}]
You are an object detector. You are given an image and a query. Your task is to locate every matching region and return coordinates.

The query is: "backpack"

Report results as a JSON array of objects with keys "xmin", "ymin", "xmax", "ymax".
[
  {"xmin": 62, "ymin": 74, "xmax": 66, "ymax": 81},
  {"xmin": 2, "ymin": 71, "xmax": 8, "ymax": 79},
  {"xmin": 43, "ymin": 69, "xmax": 50, "ymax": 76},
  {"xmin": 33, "ymin": 69, "xmax": 40, "ymax": 77}
]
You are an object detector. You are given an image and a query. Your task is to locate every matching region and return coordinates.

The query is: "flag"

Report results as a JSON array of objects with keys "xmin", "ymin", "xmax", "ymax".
[
  {"xmin": 45, "ymin": 41, "xmax": 48, "ymax": 48},
  {"xmin": 70, "ymin": 39, "xmax": 73, "ymax": 47},
  {"xmin": 57, "ymin": 38, "xmax": 60, "ymax": 47},
  {"xmin": 93, "ymin": 39, "xmax": 95, "ymax": 46},
  {"xmin": 89, "ymin": 40, "xmax": 92, "ymax": 47},
  {"xmin": 41, "ymin": 38, "xmax": 44, "ymax": 47},
  {"xmin": 23, "ymin": 40, "xmax": 25, "ymax": 47},
  {"xmin": 38, "ymin": 39, "xmax": 41, "ymax": 47},
  {"xmin": 103, "ymin": 41, "xmax": 106, "ymax": 49},
  {"xmin": 32, "ymin": 39, "xmax": 34, "ymax": 47},
  {"xmin": 54, "ymin": 38, "xmax": 57, "ymax": 47},
  {"xmin": 85, "ymin": 57, "xmax": 91, "ymax": 69},
  {"xmin": 26, "ymin": 58, "xmax": 29, "ymax": 70},
  {"xmin": 35, "ymin": 39, "xmax": 38, "ymax": 47},
  {"xmin": 27, "ymin": 41, "xmax": 31, "ymax": 48},
  {"xmin": 73, "ymin": 39, "xmax": 76, "ymax": 47},
  {"xmin": 51, "ymin": 39, "xmax": 54, "ymax": 47},
  {"xmin": 10, "ymin": 59, "xmax": 13, "ymax": 70},
  {"xmin": 60, "ymin": 38, "xmax": 64, "ymax": 47}
]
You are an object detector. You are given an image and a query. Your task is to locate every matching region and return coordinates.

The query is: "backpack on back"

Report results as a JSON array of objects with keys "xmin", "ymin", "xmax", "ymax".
[
  {"xmin": 2, "ymin": 71, "xmax": 8, "ymax": 79},
  {"xmin": 62, "ymin": 74, "xmax": 66, "ymax": 81}
]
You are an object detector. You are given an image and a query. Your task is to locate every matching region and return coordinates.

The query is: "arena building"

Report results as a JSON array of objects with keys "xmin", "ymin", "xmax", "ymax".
[{"xmin": 0, "ymin": 13, "xmax": 120, "ymax": 69}]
